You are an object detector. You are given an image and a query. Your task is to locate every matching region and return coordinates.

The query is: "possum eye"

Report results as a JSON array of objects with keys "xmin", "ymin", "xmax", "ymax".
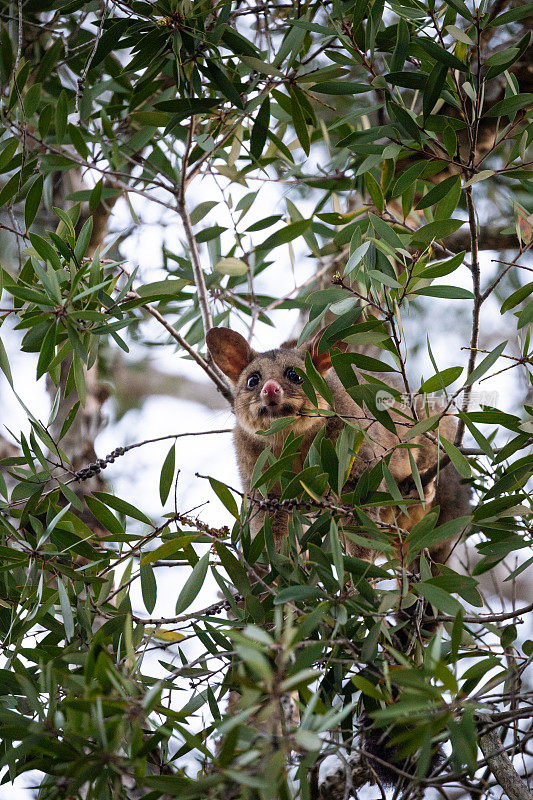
[
  {"xmin": 285, "ymin": 367, "xmax": 303, "ymax": 385},
  {"xmin": 246, "ymin": 372, "xmax": 261, "ymax": 389}
]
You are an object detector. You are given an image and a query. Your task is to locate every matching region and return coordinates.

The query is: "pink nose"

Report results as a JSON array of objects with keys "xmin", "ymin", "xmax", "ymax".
[{"xmin": 261, "ymin": 380, "xmax": 282, "ymax": 400}]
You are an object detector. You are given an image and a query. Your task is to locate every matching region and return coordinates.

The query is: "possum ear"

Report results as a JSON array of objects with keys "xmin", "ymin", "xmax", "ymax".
[
  {"xmin": 206, "ymin": 328, "xmax": 255, "ymax": 382},
  {"xmin": 307, "ymin": 328, "xmax": 349, "ymax": 374}
]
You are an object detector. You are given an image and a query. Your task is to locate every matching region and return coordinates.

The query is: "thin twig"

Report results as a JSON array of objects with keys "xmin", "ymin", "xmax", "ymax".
[
  {"xmin": 429, "ymin": 601, "xmax": 533, "ymax": 625},
  {"xmin": 126, "ymin": 291, "xmax": 232, "ymax": 402},
  {"xmin": 76, "ymin": 0, "xmax": 107, "ymax": 116},
  {"xmin": 13, "ymin": 0, "xmax": 22, "ymax": 76},
  {"xmin": 454, "ymin": 186, "xmax": 481, "ymax": 448},
  {"xmin": 177, "ymin": 116, "xmax": 214, "ymax": 338}
]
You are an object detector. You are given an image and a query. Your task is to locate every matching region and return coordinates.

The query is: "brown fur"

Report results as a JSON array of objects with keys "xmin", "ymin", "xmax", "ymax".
[
  {"xmin": 207, "ymin": 327, "xmax": 470, "ymax": 767},
  {"xmin": 206, "ymin": 327, "xmax": 469, "ymax": 562}
]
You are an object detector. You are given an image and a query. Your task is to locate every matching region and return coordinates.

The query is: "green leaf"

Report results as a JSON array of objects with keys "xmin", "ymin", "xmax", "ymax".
[
  {"xmin": 246, "ymin": 215, "xmax": 282, "ymax": 232},
  {"xmin": 404, "ymin": 414, "xmax": 441, "ymax": 440},
  {"xmin": 436, "ymin": 176, "xmax": 462, "ymax": 220},
  {"xmin": 28, "ymin": 232, "xmax": 61, "ymax": 270},
  {"xmin": 196, "ymin": 225, "xmax": 227, "ymax": 243},
  {"xmin": 446, "ymin": 25, "xmax": 475, "ymax": 45},
  {"xmin": 256, "ymin": 416, "xmax": 298, "ymax": 436},
  {"xmin": 175, "ymin": 552, "xmax": 210, "ymax": 614},
  {"xmin": 415, "ymin": 176, "xmax": 461, "ymax": 210},
  {"xmin": 304, "ymin": 350, "xmax": 334, "ymax": 406},
  {"xmin": 416, "ymin": 582, "xmax": 462, "ymax": 615},
  {"xmin": 290, "ymin": 88, "xmax": 310, "ymax": 155},
  {"xmin": 417, "ymin": 38, "xmax": 468, "ymax": 71},
  {"xmin": 88, "ymin": 179, "xmax": 102, "ymax": 214},
  {"xmin": 500, "ymin": 282, "xmax": 533, "ymax": 313},
  {"xmin": 136, "ymin": 278, "xmax": 187, "ymax": 300},
  {"xmin": 92, "ymin": 491, "xmax": 152, "ymax": 525},
  {"xmin": 140, "ymin": 564, "xmax": 157, "ymax": 614},
  {"xmin": 91, "ymin": 18, "xmax": 129, "ymax": 66},
  {"xmin": 488, "ymin": 4, "xmax": 533, "ymax": 27},
  {"xmin": 310, "ymin": 81, "xmax": 370, "ymax": 94},
  {"xmin": 85, "ymin": 495, "xmax": 125, "ymax": 534},
  {"xmin": 0, "ymin": 139, "xmax": 18, "ymax": 172},
  {"xmin": 440, "ymin": 436, "xmax": 471, "ymax": 478},
  {"xmin": 155, "ymin": 98, "xmax": 221, "ymax": 115},
  {"xmin": 484, "ymin": 93, "xmax": 533, "ymax": 118},
  {"xmin": 391, "ymin": 161, "xmax": 429, "ymax": 197},
  {"xmin": 420, "ymin": 366, "xmax": 463, "ymax": 393},
  {"xmin": 159, "ymin": 444, "xmax": 176, "ymax": 505},
  {"xmin": 421, "ymin": 251, "xmax": 465, "ymax": 279},
  {"xmin": 294, "ymin": 729, "xmax": 322, "ymax": 751},
  {"xmin": 215, "ymin": 257, "xmax": 248, "ymax": 276},
  {"xmin": 274, "ymin": 585, "xmax": 323, "ymax": 604},
  {"xmin": 344, "ymin": 241, "xmax": 371, "ymax": 276},
  {"xmin": 240, "ymin": 55, "xmax": 284, "ymax": 77},
  {"xmin": 0, "ymin": 335, "xmax": 13, "ymax": 386},
  {"xmin": 36, "ymin": 322, "xmax": 56, "ymax": 380},
  {"xmin": 485, "ymin": 47, "xmax": 520, "ymax": 68},
  {"xmin": 0, "ymin": 174, "xmax": 21, "ymax": 207},
  {"xmin": 141, "ymin": 538, "xmax": 189, "ymax": 565},
  {"xmin": 200, "ymin": 62, "xmax": 243, "ymax": 109},
  {"xmin": 68, "ymin": 122, "xmax": 89, "ymax": 159},
  {"xmin": 55, "ymin": 90, "xmax": 68, "ymax": 144},
  {"xmin": 190, "ymin": 201, "xmax": 218, "ymax": 225},
  {"xmin": 501, "ymin": 624, "xmax": 517, "ymax": 647},
  {"xmin": 215, "ymin": 542, "xmax": 251, "ymax": 596},
  {"xmin": 329, "ymin": 519, "xmax": 344, "ymax": 588},
  {"xmin": 385, "ymin": 71, "xmax": 426, "ymax": 89},
  {"xmin": 462, "ymin": 170, "xmax": 494, "ymax": 188},
  {"xmin": 517, "ymin": 300, "xmax": 533, "ymax": 329},
  {"xmin": 74, "ymin": 217, "xmax": 93, "ymax": 262},
  {"xmin": 410, "ymin": 219, "xmax": 465, "ymax": 246},
  {"xmin": 333, "ymin": 351, "xmax": 397, "ymax": 376},
  {"xmin": 464, "ymin": 341, "xmax": 507, "ymax": 385},
  {"xmin": 59, "ymin": 400, "xmax": 79, "ymax": 440},
  {"xmin": 391, "ymin": 18, "xmax": 410, "ymax": 71},
  {"xmin": 423, "ymin": 62, "xmax": 448, "ymax": 119},
  {"xmin": 250, "ymin": 97, "xmax": 270, "ymax": 161},
  {"xmin": 364, "ymin": 172, "xmax": 384, "ymax": 214},
  {"xmin": 446, "ymin": 0, "xmax": 473, "ymax": 18},
  {"xmin": 489, "ymin": 52, "xmax": 529, "ymax": 83},
  {"xmin": 256, "ymin": 219, "xmax": 310, "ymax": 252},
  {"xmin": 414, "ymin": 285, "xmax": 474, "ymax": 300},
  {"xmin": 368, "ymin": 213, "xmax": 405, "ymax": 250},
  {"xmin": 523, "ymin": 641, "xmax": 533, "ymax": 657},
  {"xmin": 24, "ymin": 174, "xmax": 43, "ymax": 231},
  {"xmin": 388, "ymin": 102, "xmax": 421, "ymax": 142},
  {"xmin": 57, "ymin": 578, "xmax": 74, "ymax": 642},
  {"xmin": 209, "ymin": 477, "xmax": 240, "ymax": 520}
]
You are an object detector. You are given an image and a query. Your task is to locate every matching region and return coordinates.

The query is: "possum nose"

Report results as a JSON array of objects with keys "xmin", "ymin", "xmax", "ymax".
[{"xmin": 261, "ymin": 380, "xmax": 282, "ymax": 400}]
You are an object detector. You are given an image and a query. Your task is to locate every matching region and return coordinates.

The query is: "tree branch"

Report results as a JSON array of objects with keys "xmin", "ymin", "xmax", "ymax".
[
  {"xmin": 454, "ymin": 186, "xmax": 482, "ymax": 448},
  {"xmin": 477, "ymin": 714, "xmax": 533, "ymax": 800},
  {"xmin": 428, "ymin": 601, "xmax": 533, "ymax": 624},
  {"xmin": 177, "ymin": 116, "xmax": 214, "ymax": 338},
  {"xmin": 126, "ymin": 291, "xmax": 233, "ymax": 402}
]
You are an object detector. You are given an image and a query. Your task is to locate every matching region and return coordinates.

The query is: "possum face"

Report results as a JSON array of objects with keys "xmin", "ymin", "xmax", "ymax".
[
  {"xmin": 233, "ymin": 349, "xmax": 321, "ymax": 435},
  {"xmin": 206, "ymin": 327, "xmax": 344, "ymax": 436}
]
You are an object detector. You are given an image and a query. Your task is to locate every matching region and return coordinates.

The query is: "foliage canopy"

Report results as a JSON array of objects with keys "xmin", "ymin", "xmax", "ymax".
[{"xmin": 1, "ymin": 0, "xmax": 533, "ymax": 798}]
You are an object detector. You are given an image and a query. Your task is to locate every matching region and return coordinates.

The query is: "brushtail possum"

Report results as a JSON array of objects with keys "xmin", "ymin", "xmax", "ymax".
[
  {"xmin": 206, "ymin": 326, "xmax": 469, "ymax": 560},
  {"xmin": 207, "ymin": 326, "xmax": 470, "ymax": 785}
]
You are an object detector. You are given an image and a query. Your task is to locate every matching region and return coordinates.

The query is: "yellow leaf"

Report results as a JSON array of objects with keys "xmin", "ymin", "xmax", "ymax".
[{"xmin": 146, "ymin": 627, "xmax": 186, "ymax": 642}]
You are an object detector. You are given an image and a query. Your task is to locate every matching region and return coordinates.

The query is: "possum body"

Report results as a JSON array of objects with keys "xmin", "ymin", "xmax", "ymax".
[{"xmin": 207, "ymin": 326, "xmax": 470, "ymax": 556}]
